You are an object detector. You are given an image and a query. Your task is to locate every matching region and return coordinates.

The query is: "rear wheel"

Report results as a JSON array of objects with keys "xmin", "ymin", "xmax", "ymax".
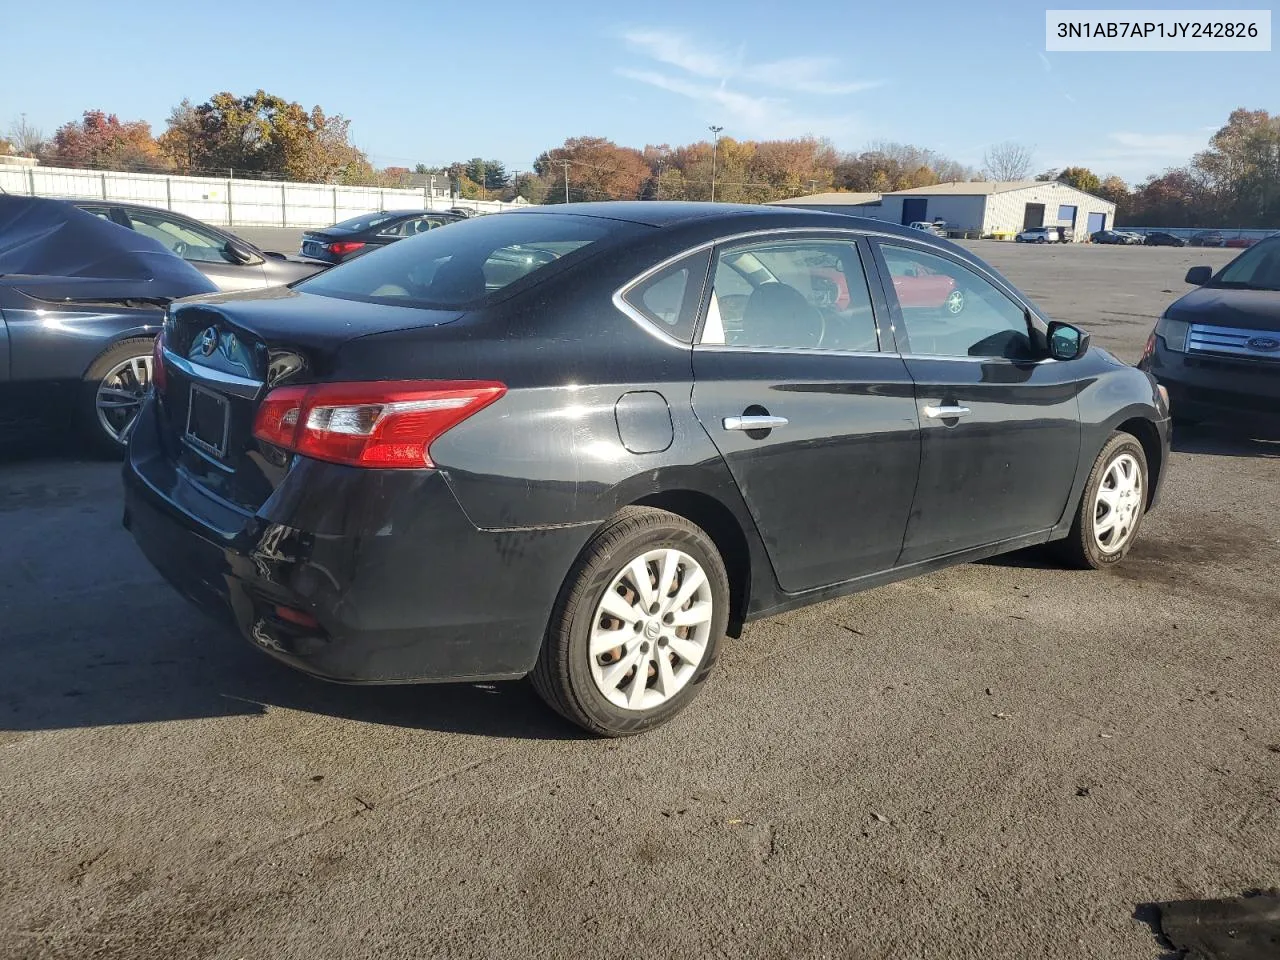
[
  {"xmin": 81, "ymin": 338, "xmax": 154, "ymax": 458},
  {"xmin": 531, "ymin": 507, "xmax": 729, "ymax": 737},
  {"xmin": 1054, "ymin": 432, "xmax": 1148, "ymax": 569},
  {"xmin": 944, "ymin": 289, "xmax": 965, "ymax": 315}
]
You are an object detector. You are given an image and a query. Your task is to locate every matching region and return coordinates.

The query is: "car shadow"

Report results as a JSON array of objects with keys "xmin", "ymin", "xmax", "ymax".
[
  {"xmin": 1172, "ymin": 422, "xmax": 1280, "ymax": 458},
  {"xmin": 1, "ymin": 614, "xmax": 584, "ymax": 741}
]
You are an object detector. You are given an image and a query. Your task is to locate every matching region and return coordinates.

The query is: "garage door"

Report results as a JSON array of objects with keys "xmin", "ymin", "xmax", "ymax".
[
  {"xmin": 1087, "ymin": 211, "xmax": 1107, "ymax": 233},
  {"xmin": 1023, "ymin": 203, "xmax": 1045, "ymax": 229},
  {"xmin": 901, "ymin": 198, "xmax": 927, "ymax": 225},
  {"xmin": 1058, "ymin": 204, "xmax": 1077, "ymax": 227}
]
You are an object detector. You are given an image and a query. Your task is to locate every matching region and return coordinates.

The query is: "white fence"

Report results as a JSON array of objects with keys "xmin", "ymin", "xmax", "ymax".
[{"xmin": 0, "ymin": 163, "xmax": 527, "ymax": 227}]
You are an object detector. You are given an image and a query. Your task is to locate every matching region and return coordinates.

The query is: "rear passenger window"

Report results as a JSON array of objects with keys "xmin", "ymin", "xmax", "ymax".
[
  {"xmin": 701, "ymin": 239, "xmax": 879, "ymax": 352},
  {"xmin": 621, "ymin": 250, "xmax": 710, "ymax": 343}
]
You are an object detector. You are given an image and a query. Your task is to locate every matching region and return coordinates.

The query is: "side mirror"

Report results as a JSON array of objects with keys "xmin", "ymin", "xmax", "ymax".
[
  {"xmin": 1047, "ymin": 321, "xmax": 1090, "ymax": 361},
  {"xmin": 224, "ymin": 239, "xmax": 258, "ymax": 265},
  {"xmin": 1185, "ymin": 265, "xmax": 1213, "ymax": 285}
]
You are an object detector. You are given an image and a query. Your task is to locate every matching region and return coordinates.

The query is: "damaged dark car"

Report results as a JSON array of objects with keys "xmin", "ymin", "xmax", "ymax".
[{"xmin": 0, "ymin": 195, "xmax": 217, "ymax": 454}]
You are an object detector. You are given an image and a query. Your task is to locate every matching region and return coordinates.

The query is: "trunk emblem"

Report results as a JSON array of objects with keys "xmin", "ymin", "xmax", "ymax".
[
  {"xmin": 199, "ymin": 327, "xmax": 219, "ymax": 357},
  {"xmin": 1247, "ymin": 336, "xmax": 1280, "ymax": 352}
]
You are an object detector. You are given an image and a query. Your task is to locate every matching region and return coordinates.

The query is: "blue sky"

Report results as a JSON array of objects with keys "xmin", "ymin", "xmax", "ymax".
[{"xmin": 8, "ymin": 0, "xmax": 1276, "ymax": 184}]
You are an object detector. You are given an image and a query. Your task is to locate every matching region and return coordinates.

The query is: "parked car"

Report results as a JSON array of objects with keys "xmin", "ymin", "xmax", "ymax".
[
  {"xmin": 1189, "ymin": 231, "xmax": 1227, "ymax": 247},
  {"xmin": 72, "ymin": 201, "xmax": 323, "ymax": 291},
  {"xmin": 0, "ymin": 195, "xmax": 217, "ymax": 454},
  {"xmin": 1225, "ymin": 236, "xmax": 1259, "ymax": 249},
  {"xmin": 1016, "ymin": 226, "xmax": 1058, "ymax": 243},
  {"xmin": 1139, "ymin": 235, "xmax": 1280, "ymax": 428},
  {"xmin": 1091, "ymin": 230, "xmax": 1131, "ymax": 245},
  {"xmin": 1144, "ymin": 231, "xmax": 1187, "ymax": 247},
  {"xmin": 907, "ymin": 221, "xmax": 946, "ymax": 237},
  {"xmin": 122, "ymin": 202, "xmax": 1171, "ymax": 736},
  {"xmin": 299, "ymin": 210, "xmax": 463, "ymax": 264}
]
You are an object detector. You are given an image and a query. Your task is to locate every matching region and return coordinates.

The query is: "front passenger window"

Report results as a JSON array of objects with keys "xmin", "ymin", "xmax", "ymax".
[{"xmin": 879, "ymin": 244, "xmax": 1033, "ymax": 360}]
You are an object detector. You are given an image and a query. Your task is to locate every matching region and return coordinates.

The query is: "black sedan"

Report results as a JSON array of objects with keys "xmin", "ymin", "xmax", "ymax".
[
  {"xmin": 1140, "ymin": 236, "xmax": 1280, "ymax": 428},
  {"xmin": 1144, "ymin": 231, "xmax": 1188, "ymax": 247},
  {"xmin": 1091, "ymin": 230, "xmax": 1131, "ymax": 245},
  {"xmin": 73, "ymin": 201, "xmax": 323, "ymax": 291},
  {"xmin": 0, "ymin": 196, "xmax": 216, "ymax": 454},
  {"xmin": 299, "ymin": 209, "xmax": 463, "ymax": 264},
  {"xmin": 122, "ymin": 203, "xmax": 1171, "ymax": 736}
]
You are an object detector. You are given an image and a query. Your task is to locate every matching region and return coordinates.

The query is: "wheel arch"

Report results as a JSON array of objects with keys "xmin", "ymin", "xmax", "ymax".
[
  {"xmin": 628, "ymin": 488, "xmax": 751, "ymax": 638},
  {"xmin": 1116, "ymin": 416, "xmax": 1163, "ymax": 508}
]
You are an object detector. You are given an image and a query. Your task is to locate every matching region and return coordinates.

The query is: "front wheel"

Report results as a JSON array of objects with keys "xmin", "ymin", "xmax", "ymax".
[
  {"xmin": 81, "ymin": 338, "xmax": 155, "ymax": 458},
  {"xmin": 1054, "ymin": 432, "xmax": 1148, "ymax": 569},
  {"xmin": 531, "ymin": 507, "xmax": 730, "ymax": 737}
]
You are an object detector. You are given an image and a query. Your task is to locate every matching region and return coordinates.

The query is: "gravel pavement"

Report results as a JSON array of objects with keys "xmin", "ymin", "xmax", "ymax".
[{"xmin": 2, "ymin": 240, "xmax": 1277, "ymax": 960}]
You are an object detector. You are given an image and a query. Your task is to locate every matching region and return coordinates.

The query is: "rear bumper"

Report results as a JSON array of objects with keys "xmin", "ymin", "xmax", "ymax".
[
  {"xmin": 122, "ymin": 398, "xmax": 592, "ymax": 683},
  {"xmin": 1141, "ymin": 342, "xmax": 1280, "ymax": 427}
]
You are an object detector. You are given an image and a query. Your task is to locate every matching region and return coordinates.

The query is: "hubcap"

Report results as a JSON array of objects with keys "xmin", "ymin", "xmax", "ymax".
[
  {"xmin": 1093, "ymin": 452, "xmax": 1143, "ymax": 554},
  {"xmin": 589, "ymin": 548, "xmax": 714, "ymax": 711},
  {"xmin": 96, "ymin": 354, "xmax": 153, "ymax": 444},
  {"xmin": 945, "ymin": 290, "xmax": 965, "ymax": 315}
]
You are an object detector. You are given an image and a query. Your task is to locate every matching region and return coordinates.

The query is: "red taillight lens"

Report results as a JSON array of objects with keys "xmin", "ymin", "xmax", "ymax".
[
  {"xmin": 327, "ymin": 241, "xmax": 366, "ymax": 256},
  {"xmin": 252, "ymin": 380, "xmax": 506, "ymax": 469},
  {"xmin": 152, "ymin": 331, "xmax": 168, "ymax": 395}
]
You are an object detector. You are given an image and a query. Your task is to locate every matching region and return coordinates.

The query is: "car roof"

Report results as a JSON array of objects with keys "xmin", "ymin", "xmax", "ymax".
[{"xmin": 513, "ymin": 200, "xmax": 932, "ymax": 240}]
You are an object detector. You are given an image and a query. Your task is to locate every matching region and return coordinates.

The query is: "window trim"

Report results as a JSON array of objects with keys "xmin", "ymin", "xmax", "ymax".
[
  {"xmin": 616, "ymin": 248, "xmax": 711, "ymax": 344},
  {"xmin": 613, "ymin": 226, "xmax": 1038, "ymax": 354},
  {"xmin": 869, "ymin": 237, "xmax": 1048, "ymax": 361}
]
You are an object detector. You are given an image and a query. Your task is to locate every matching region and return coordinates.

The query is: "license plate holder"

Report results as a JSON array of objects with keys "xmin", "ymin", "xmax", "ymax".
[{"xmin": 185, "ymin": 384, "xmax": 230, "ymax": 458}]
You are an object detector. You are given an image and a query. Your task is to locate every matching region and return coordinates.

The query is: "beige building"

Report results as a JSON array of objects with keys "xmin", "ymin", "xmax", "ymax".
[{"xmin": 771, "ymin": 181, "xmax": 1117, "ymax": 241}]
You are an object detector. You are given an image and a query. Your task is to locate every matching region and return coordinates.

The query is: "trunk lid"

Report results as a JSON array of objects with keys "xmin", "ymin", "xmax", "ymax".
[{"xmin": 159, "ymin": 287, "xmax": 463, "ymax": 511}]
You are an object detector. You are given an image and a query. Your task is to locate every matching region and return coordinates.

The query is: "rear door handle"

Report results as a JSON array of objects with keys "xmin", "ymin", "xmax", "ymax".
[
  {"xmin": 923, "ymin": 404, "xmax": 971, "ymax": 419},
  {"xmin": 723, "ymin": 415, "xmax": 789, "ymax": 431}
]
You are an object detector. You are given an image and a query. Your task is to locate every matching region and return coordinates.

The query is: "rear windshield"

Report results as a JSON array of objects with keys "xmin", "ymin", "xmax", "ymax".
[
  {"xmin": 329, "ymin": 211, "xmax": 402, "ymax": 233},
  {"xmin": 296, "ymin": 213, "xmax": 620, "ymax": 308}
]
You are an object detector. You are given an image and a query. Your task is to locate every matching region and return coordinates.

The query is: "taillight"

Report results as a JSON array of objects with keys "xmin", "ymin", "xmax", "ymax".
[
  {"xmin": 327, "ymin": 241, "xmax": 366, "ymax": 256},
  {"xmin": 251, "ymin": 380, "xmax": 506, "ymax": 469},
  {"xmin": 152, "ymin": 331, "xmax": 167, "ymax": 395}
]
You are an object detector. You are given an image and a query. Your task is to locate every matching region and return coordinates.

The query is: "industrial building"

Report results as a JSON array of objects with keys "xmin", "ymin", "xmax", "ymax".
[{"xmin": 771, "ymin": 181, "xmax": 1117, "ymax": 241}]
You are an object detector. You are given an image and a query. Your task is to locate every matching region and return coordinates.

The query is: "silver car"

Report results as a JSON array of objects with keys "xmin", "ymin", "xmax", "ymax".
[{"xmin": 72, "ymin": 201, "xmax": 324, "ymax": 291}]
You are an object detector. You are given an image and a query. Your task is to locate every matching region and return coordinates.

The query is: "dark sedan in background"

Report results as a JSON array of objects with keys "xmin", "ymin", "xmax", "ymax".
[
  {"xmin": 1091, "ymin": 230, "xmax": 1140, "ymax": 245},
  {"xmin": 1140, "ymin": 236, "xmax": 1280, "ymax": 429},
  {"xmin": 299, "ymin": 209, "xmax": 463, "ymax": 264},
  {"xmin": 0, "ymin": 196, "xmax": 216, "ymax": 454},
  {"xmin": 123, "ymin": 202, "xmax": 1170, "ymax": 736},
  {"xmin": 1144, "ymin": 231, "xmax": 1188, "ymax": 247},
  {"xmin": 74, "ymin": 201, "xmax": 324, "ymax": 290},
  {"xmin": 1189, "ymin": 231, "xmax": 1226, "ymax": 247}
]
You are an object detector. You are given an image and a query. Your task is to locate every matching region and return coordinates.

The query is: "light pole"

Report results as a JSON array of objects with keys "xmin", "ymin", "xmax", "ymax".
[
  {"xmin": 559, "ymin": 159, "xmax": 571, "ymax": 203},
  {"xmin": 655, "ymin": 159, "xmax": 666, "ymax": 200},
  {"xmin": 708, "ymin": 125, "xmax": 723, "ymax": 202}
]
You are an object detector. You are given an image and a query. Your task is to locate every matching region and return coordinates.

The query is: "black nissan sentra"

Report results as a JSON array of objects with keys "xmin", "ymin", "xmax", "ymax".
[{"xmin": 123, "ymin": 202, "xmax": 1171, "ymax": 736}]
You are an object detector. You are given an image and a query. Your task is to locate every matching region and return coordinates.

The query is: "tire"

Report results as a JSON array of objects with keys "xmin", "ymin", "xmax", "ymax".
[
  {"xmin": 531, "ymin": 507, "xmax": 730, "ymax": 737},
  {"xmin": 80, "ymin": 338, "xmax": 155, "ymax": 459},
  {"xmin": 1053, "ymin": 432, "xmax": 1149, "ymax": 569}
]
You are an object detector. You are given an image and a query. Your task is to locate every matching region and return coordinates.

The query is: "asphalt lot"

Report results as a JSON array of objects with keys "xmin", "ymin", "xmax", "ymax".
[{"xmin": 3, "ymin": 240, "xmax": 1278, "ymax": 960}]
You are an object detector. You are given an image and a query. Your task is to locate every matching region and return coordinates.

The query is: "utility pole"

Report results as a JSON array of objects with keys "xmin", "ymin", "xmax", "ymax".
[
  {"xmin": 708, "ymin": 125, "xmax": 723, "ymax": 202},
  {"xmin": 655, "ymin": 160, "xmax": 665, "ymax": 200},
  {"xmin": 559, "ymin": 159, "xmax": 571, "ymax": 203}
]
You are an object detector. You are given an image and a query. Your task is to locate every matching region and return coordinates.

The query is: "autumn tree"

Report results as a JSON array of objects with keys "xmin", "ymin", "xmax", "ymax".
[
  {"xmin": 1096, "ymin": 175, "xmax": 1130, "ymax": 208},
  {"xmin": 981, "ymin": 141, "xmax": 1034, "ymax": 181},
  {"xmin": 1057, "ymin": 166, "xmax": 1102, "ymax": 194},
  {"xmin": 45, "ymin": 111, "xmax": 166, "ymax": 171},
  {"xmin": 533, "ymin": 136, "xmax": 651, "ymax": 203},
  {"xmin": 161, "ymin": 91, "xmax": 371, "ymax": 183},
  {"xmin": 834, "ymin": 142, "xmax": 973, "ymax": 193},
  {"xmin": 512, "ymin": 171, "xmax": 548, "ymax": 204}
]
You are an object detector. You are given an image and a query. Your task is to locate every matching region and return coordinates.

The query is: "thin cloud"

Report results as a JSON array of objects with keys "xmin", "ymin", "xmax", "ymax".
[
  {"xmin": 1037, "ymin": 51, "xmax": 1053, "ymax": 73},
  {"xmin": 1072, "ymin": 130, "xmax": 1210, "ymax": 180},
  {"xmin": 616, "ymin": 27, "xmax": 878, "ymax": 140}
]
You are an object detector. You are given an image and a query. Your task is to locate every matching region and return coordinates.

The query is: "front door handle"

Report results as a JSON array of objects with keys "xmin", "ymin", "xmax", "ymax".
[
  {"xmin": 723, "ymin": 415, "xmax": 789, "ymax": 431},
  {"xmin": 923, "ymin": 404, "xmax": 971, "ymax": 419}
]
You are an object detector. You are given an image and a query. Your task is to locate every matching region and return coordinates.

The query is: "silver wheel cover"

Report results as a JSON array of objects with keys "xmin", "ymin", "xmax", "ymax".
[{"xmin": 1093, "ymin": 452, "xmax": 1143, "ymax": 554}]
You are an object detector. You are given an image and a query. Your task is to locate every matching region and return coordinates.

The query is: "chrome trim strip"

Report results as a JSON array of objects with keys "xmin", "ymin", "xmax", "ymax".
[
  {"xmin": 163, "ymin": 348, "xmax": 264, "ymax": 398},
  {"xmin": 612, "ymin": 225, "xmax": 1040, "ymax": 350},
  {"xmin": 693, "ymin": 343, "xmax": 886, "ymax": 358}
]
